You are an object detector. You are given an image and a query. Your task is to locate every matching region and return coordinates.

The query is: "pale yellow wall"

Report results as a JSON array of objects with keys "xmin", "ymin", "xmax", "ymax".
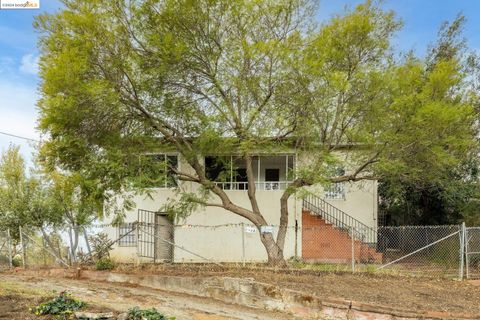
[{"xmin": 102, "ymin": 152, "xmax": 377, "ymax": 263}]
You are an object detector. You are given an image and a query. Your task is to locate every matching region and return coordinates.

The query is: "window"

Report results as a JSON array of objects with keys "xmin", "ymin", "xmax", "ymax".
[
  {"xmin": 204, "ymin": 154, "xmax": 296, "ymax": 191},
  {"xmin": 265, "ymin": 168, "xmax": 280, "ymax": 190},
  {"xmin": 118, "ymin": 223, "xmax": 136, "ymax": 246},
  {"xmin": 265, "ymin": 168, "xmax": 280, "ymax": 181},
  {"xmin": 205, "ymin": 156, "xmax": 228, "ymax": 181},
  {"xmin": 138, "ymin": 154, "xmax": 178, "ymax": 188}
]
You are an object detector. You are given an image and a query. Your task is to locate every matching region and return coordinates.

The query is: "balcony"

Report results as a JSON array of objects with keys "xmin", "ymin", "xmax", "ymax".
[
  {"xmin": 205, "ymin": 155, "xmax": 295, "ymax": 191},
  {"xmin": 213, "ymin": 181, "xmax": 292, "ymax": 191}
]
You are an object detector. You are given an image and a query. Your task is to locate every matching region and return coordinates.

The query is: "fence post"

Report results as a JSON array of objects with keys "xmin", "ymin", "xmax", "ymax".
[
  {"xmin": 351, "ymin": 227, "xmax": 355, "ymax": 273},
  {"xmin": 241, "ymin": 223, "xmax": 245, "ymax": 267},
  {"xmin": 19, "ymin": 226, "xmax": 26, "ymax": 269},
  {"xmin": 459, "ymin": 222, "xmax": 466, "ymax": 280},
  {"xmin": 7, "ymin": 229, "xmax": 12, "ymax": 268}
]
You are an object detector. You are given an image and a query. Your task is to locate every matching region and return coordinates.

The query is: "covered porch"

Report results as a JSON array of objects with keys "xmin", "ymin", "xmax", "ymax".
[{"xmin": 205, "ymin": 154, "xmax": 296, "ymax": 190}]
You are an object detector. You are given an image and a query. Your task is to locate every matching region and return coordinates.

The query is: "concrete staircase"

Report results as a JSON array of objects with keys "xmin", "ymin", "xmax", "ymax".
[{"xmin": 302, "ymin": 209, "xmax": 383, "ymax": 264}]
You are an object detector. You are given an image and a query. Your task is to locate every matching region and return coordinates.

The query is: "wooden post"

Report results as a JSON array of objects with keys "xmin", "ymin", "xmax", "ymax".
[
  {"xmin": 7, "ymin": 229, "xmax": 12, "ymax": 268},
  {"xmin": 19, "ymin": 226, "xmax": 26, "ymax": 269}
]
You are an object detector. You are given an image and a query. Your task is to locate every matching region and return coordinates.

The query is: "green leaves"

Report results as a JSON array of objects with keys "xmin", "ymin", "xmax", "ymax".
[
  {"xmin": 127, "ymin": 306, "xmax": 175, "ymax": 320},
  {"xmin": 34, "ymin": 0, "xmax": 479, "ymax": 229},
  {"xmin": 31, "ymin": 292, "xmax": 85, "ymax": 317}
]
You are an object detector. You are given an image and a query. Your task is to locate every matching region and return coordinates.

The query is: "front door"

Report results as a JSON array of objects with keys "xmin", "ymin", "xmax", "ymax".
[{"xmin": 154, "ymin": 214, "xmax": 174, "ymax": 262}]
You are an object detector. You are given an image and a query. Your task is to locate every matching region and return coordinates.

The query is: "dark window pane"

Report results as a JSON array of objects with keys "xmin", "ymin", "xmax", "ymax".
[
  {"xmin": 265, "ymin": 168, "xmax": 280, "ymax": 181},
  {"xmin": 205, "ymin": 156, "xmax": 228, "ymax": 181}
]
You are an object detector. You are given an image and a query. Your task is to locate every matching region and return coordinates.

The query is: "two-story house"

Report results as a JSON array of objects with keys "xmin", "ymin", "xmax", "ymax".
[{"xmin": 102, "ymin": 149, "xmax": 380, "ymax": 264}]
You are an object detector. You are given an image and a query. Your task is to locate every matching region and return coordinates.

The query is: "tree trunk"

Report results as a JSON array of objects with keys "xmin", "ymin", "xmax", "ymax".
[
  {"xmin": 259, "ymin": 232, "xmax": 287, "ymax": 267},
  {"xmin": 83, "ymin": 227, "xmax": 92, "ymax": 256}
]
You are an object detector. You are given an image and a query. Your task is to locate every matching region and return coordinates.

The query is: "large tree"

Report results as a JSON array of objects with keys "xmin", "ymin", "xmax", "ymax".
[
  {"xmin": 379, "ymin": 15, "xmax": 480, "ymax": 226},
  {"xmin": 36, "ymin": 0, "xmax": 477, "ymax": 266}
]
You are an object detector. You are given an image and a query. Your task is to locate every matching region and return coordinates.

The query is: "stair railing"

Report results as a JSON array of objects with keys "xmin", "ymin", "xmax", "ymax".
[{"xmin": 303, "ymin": 194, "xmax": 377, "ymax": 244}]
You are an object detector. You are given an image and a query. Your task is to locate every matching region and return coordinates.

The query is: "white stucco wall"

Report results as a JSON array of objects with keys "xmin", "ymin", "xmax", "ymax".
[
  {"xmin": 102, "ymin": 152, "xmax": 378, "ymax": 263},
  {"xmin": 102, "ymin": 188, "xmax": 299, "ymax": 263}
]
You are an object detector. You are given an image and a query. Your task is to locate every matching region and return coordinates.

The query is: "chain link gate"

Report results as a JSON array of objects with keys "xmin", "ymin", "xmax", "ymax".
[
  {"xmin": 377, "ymin": 225, "xmax": 463, "ymax": 278},
  {"xmin": 466, "ymin": 227, "xmax": 480, "ymax": 279}
]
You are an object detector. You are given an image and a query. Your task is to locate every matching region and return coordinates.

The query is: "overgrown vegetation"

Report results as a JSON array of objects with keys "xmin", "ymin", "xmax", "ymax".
[
  {"xmin": 95, "ymin": 257, "xmax": 115, "ymax": 270},
  {"xmin": 30, "ymin": 292, "xmax": 85, "ymax": 319},
  {"xmin": 127, "ymin": 307, "xmax": 175, "ymax": 320}
]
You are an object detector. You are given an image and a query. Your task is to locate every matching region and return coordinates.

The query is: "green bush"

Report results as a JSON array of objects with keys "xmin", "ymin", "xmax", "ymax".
[
  {"xmin": 12, "ymin": 256, "xmax": 22, "ymax": 267},
  {"xmin": 127, "ymin": 307, "xmax": 175, "ymax": 320},
  {"xmin": 30, "ymin": 292, "xmax": 85, "ymax": 317},
  {"xmin": 95, "ymin": 257, "xmax": 115, "ymax": 270}
]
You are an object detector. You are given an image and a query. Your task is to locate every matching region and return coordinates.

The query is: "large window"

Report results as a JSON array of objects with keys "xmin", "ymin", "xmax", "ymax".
[
  {"xmin": 118, "ymin": 223, "xmax": 136, "ymax": 247},
  {"xmin": 138, "ymin": 154, "xmax": 178, "ymax": 188},
  {"xmin": 204, "ymin": 155, "xmax": 295, "ymax": 190}
]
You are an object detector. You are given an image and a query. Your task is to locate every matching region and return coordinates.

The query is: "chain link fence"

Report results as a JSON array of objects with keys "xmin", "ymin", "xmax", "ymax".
[
  {"xmin": 0, "ymin": 230, "xmax": 13, "ymax": 269},
  {"xmin": 376, "ymin": 225, "xmax": 462, "ymax": 278},
  {"xmin": 2, "ymin": 222, "xmax": 479, "ymax": 280},
  {"xmin": 466, "ymin": 227, "xmax": 480, "ymax": 279},
  {"xmin": 107, "ymin": 220, "xmax": 473, "ymax": 279}
]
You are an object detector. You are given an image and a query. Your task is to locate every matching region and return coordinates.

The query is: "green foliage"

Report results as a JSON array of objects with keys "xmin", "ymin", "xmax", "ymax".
[
  {"xmin": 88, "ymin": 232, "xmax": 113, "ymax": 260},
  {"xmin": 95, "ymin": 257, "xmax": 115, "ymax": 270},
  {"xmin": 34, "ymin": 0, "xmax": 480, "ymax": 263},
  {"xmin": 12, "ymin": 256, "xmax": 21, "ymax": 267},
  {"xmin": 30, "ymin": 292, "xmax": 85, "ymax": 318},
  {"xmin": 127, "ymin": 307, "xmax": 175, "ymax": 320}
]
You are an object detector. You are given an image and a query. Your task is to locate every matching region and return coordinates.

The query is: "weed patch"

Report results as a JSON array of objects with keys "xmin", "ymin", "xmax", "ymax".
[
  {"xmin": 31, "ymin": 291, "xmax": 85, "ymax": 319},
  {"xmin": 127, "ymin": 307, "xmax": 176, "ymax": 320}
]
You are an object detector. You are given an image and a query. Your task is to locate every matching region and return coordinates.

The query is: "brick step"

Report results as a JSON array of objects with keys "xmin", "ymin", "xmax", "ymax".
[{"xmin": 302, "ymin": 210, "xmax": 383, "ymax": 264}]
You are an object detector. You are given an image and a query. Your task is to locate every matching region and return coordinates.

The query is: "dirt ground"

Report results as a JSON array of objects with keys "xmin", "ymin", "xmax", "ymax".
[
  {"xmin": 0, "ymin": 273, "xmax": 293, "ymax": 320},
  {"xmin": 113, "ymin": 264, "xmax": 480, "ymax": 314},
  {"xmin": 0, "ymin": 281, "xmax": 113, "ymax": 320},
  {"xmin": 2, "ymin": 265, "xmax": 480, "ymax": 319}
]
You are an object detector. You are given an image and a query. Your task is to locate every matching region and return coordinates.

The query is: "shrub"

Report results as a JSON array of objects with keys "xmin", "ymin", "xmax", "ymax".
[
  {"xmin": 127, "ymin": 307, "xmax": 175, "ymax": 320},
  {"xmin": 30, "ymin": 292, "xmax": 85, "ymax": 317},
  {"xmin": 95, "ymin": 257, "xmax": 115, "ymax": 270},
  {"xmin": 12, "ymin": 256, "xmax": 22, "ymax": 267},
  {"xmin": 89, "ymin": 233, "xmax": 113, "ymax": 260}
]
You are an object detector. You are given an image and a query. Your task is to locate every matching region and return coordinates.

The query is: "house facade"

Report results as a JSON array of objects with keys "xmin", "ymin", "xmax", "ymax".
[{"xmin": 102, "ymin": 151, "xmax": 379, "ymax": 264}]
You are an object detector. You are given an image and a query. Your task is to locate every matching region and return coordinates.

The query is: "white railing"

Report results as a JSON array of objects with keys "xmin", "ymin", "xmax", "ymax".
[{"xmin": 214, "ymin": 181, "xmax": 292, "ymax": 191}]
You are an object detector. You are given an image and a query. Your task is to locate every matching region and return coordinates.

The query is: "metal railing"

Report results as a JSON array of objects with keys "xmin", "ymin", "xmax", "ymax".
[
  {"xmin": 303, "ymin": 194, "xmax": 377, "ymax": 244},
  {"xmin": 214, "ymin": 181, "xmax": 292, "ymax": 190}
]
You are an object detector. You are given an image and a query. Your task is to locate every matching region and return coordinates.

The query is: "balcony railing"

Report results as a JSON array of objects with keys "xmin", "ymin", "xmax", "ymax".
[{"xmin": 214, "ymin": 181, "xmax": 292, "ymax": 190}]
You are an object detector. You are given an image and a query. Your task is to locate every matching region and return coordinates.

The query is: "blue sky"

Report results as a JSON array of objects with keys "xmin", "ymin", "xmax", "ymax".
[{"xmin": 0, "ymin": 0, "xmax": 479, "ymax": 166}]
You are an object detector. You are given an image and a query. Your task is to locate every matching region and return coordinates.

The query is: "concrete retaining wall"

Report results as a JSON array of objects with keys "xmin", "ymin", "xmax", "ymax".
[{"xmin": 20, "ymin": 269, "xmax": 479, "ymax": 320}]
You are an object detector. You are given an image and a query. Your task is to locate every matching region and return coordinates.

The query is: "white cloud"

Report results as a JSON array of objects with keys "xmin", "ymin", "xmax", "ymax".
[
  {"xmin": 0, "ymin": 79, "xmax": 40, "ymax": 165},
  {"xmin": 19, "ymin": 53, "xmax": 39, "ymax": 75}
]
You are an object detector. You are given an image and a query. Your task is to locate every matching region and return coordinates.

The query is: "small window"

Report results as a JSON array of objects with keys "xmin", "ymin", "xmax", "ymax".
[{"xmin": 118, "ymin": 223, "xmax": 136, "ymax": 246}]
